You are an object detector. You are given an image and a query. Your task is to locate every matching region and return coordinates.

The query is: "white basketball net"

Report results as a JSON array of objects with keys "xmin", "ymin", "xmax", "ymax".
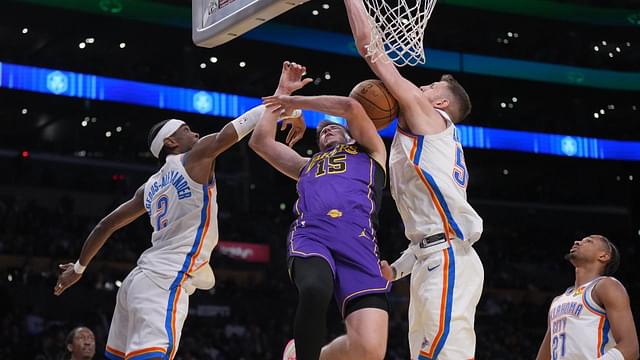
[{"xmin": 363, "ymin": 0, "xmax": 437, "ymax": 67}]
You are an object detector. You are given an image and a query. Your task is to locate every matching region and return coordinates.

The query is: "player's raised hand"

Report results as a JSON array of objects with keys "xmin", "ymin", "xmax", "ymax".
[
  {"xmin": 277, "ymin": 61, "xmax": 313, "ymax": 95},
  {"xmin": 380, "ymin": 260, "xmax": 395, "ymax": 281},
  {"xmin": 54, "ymin": 262, "xmax": 82, "ymax": 296}
]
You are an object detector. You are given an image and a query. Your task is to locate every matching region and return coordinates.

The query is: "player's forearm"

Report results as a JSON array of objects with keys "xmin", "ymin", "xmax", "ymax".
[
  {"xmin": 77, "ymin": 221, "xmax": 117, "ymax": 267},
  {"xmin": 344, "ymin": 0, "xmax": 373, "ymax": 55},
  {"xmin": 610, "ymin": 342, "xmax": 639, "ymax": 360},
  {"xmin": 224, "ymin": 105, "xmax": 266, "ymax": 143},
  {"xmin": 288, "ymin": 95, "xmax": 354, "ymax": 119},
  {"xmin": 248, "ymin": 108, "xmax": 279, "ymax": 155}
]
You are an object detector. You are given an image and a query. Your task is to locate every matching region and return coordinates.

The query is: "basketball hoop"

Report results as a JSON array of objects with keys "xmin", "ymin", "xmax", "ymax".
[{"xmin": 362, "ymin": 0, "xmax": 437, "ymax": 67}]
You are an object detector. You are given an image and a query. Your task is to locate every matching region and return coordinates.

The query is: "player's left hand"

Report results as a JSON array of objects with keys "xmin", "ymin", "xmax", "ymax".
[
  {"xmin": 380, "ymin": 260, "xmax": 395, "ymax": 281},
  {"xmin": 263, "ymin": 95, "xmax": 295, "ymax": 114},
  {"xmin": 280, "ymin": 111, "xmax": 306, "ymax": 147},
  {"xmin": 54, "ymin": 262, "xmax": 82, "ymax": 296}
]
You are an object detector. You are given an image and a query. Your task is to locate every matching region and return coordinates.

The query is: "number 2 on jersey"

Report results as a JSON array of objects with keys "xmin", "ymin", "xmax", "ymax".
[
  {"xmin": 453, "ymin": 145, "xmax": 468, "ymax": 187},
  {"xmin": 155, "ymin": 195, "xmax": 169, "ymax": 230}
]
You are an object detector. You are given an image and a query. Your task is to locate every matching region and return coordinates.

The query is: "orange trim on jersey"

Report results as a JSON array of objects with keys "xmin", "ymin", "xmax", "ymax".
[
  {"xmin": 596, "ymin": 316, "xmax": 606, "ymax": 357},
  {"xmin": 419, "ymin": 248, "xmax": 451, "ymax": 358},
  {"xmin": 168, "ymin": 285, "xmax": 183, "ymax": 360},
  {"xmin": 186, "ymin": 186, "xmax": 214, "ymax": 275},
  {"xmin": 190, "ymin": 260, "xmax": 209, "ymax": 273},
  {"xmin": 125, "ymin": 347, "xmax": 166, "ymax": 359},
  {"xmin": 408, "ymin": 137, "xmax": 456, "ymax": 240},
  {"xmin": 581, "ymin": 292, "xmax": 607, "ymax": 357},
  {"xmin": 106, "ymin": 345, "xmax": 125, "ymax": 357}
]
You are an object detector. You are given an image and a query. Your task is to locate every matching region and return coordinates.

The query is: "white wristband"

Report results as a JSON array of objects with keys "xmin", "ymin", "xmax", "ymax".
[
  {"xmin": 391, "ymin": 247, "xmax": 417, "ymax": 280},
  {"xmin": 231, "ymin": 105, "xmax": 265, "ymax": 140},
  {"xmin": 598, "ymin": 348, "xmax": 624, "ymax": 360},
  {"xmin": 73, "ymin": 260, "xmax": 86, "ymax": 274}
]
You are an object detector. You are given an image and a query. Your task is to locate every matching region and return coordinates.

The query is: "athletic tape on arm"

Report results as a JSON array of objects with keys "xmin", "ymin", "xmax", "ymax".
[
  {"xmin": 231, "ymin": 105, "xmax": 266, "ymax": 140},
  {"xmin": 391, "ymin": 247, "xmax": 417, "ymax": 280}
]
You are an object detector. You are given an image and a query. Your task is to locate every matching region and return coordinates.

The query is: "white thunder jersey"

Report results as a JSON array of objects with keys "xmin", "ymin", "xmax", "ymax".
[
  {"xmin": 548, "ymin": 277, "xmax": 616, "ymax": 359},
  {"xmin": 389, "ymin": 109, "xmax": 482, "ymax": 245},
  {"xmin": 138, "ymin": 153, "xmax": 218, "ymax": 291}
]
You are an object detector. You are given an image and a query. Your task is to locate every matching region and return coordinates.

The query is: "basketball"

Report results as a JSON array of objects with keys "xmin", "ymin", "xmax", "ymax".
[{"xmin": 349, "ymin": 79, "xmax": 399, "ymax": 130}]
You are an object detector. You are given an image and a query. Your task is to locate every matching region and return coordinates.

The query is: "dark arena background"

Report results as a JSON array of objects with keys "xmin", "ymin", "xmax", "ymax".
[{"xmin": 1, "ymin": 0, "xmax": 639, "ymax": 359}]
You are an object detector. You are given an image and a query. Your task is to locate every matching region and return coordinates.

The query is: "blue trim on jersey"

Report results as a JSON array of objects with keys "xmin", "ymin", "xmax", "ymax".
[
  {"xmin": 413, "ymin": 136, "xmax": 465, "ymax": 240},
  {"xmin": 130, "ymin": 351, "xmax": 167, "ymax": 360},
  {"xmin": 582, "ymin": 289, "xmax": 606, "ymax": 315},
  {"xmin": 104, "ymin": 350, "xmax": 124, "ymax": 360},
  {"xmin": 601, "ymin": 318, "xmax": 611, "ymax": 356},
  {"xmin": 417, "ymin": 245, "xmax": 457, "ymax": 360},
  {"xmin": 432, "ymin": 245, "xmax": 457, "ymax": 359},
  {"xmin": 163, "ymin": 184, "xmax": 210, "ymax": 359}
]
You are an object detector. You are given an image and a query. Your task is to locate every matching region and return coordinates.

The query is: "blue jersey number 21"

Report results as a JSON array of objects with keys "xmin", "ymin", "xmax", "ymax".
[
  {"xmin": 453, "ymin": 145, "xmax": 468, "ymax": 188},
  {"xmin": 552, "ymin": 333, "xmax": 566, "ymax": 360},
  {"xmin": 155, "ymin": 195, "xmax": 169, "ymax": 231}
]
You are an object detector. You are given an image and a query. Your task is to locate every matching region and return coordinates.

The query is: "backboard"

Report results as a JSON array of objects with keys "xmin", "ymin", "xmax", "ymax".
[{"xmin": 193, "ymin": 0, "xmax": 310, "ymax": 48}]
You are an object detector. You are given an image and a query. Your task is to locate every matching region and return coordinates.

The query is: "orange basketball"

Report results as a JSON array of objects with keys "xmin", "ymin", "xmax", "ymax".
[{"xmin": 349, "ymin": 79, "xmax": 399, "ymax": 130}]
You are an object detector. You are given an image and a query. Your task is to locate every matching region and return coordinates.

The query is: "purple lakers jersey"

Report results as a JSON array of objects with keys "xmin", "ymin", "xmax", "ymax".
[{"xmin": 294, "ymin": 144, "xmax": 385, "ymax": 228}]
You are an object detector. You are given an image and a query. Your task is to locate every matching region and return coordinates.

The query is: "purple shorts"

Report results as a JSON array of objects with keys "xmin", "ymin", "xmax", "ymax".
[{"xmin": 287, "ymin": 215, "xmax": 391, "ymax": 316}]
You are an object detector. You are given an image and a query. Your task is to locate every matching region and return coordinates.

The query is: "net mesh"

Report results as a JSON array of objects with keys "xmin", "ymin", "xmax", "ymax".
[{"xmin": 362, "ymin": 0, "xmax": 437, "ymax": 67}]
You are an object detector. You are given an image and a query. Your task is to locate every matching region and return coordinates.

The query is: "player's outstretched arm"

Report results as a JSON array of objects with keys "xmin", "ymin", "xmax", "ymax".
[
  {"xmin": 249, "ymin": 62, "xmax": 311, "ymax": 180},
  {"xmin": 262, "ymin": 94, "xmax": 386, "ymax": 166},
  {"xmin": 344, "ymin": 0, "xmax": 449, "ymax": 135},
  {"xmin": 54, "ymin": 186, "xmax": 146, "ymax": 296},
  {"xmin": 535, "ymin": 326, "xmax": 552, "ymax": 360},
  {"xmin": 595, "ymin": 278, "xmax": 639, "ymax": 360},
  {"xmin": 344, "ymin": 0, "xmax": 421, "ymax": 111}
]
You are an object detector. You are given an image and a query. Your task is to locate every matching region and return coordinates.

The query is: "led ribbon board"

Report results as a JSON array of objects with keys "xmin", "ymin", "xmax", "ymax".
[{"xmin": 1, "ymin": 61, "xmax": 639, "ymax": 161}]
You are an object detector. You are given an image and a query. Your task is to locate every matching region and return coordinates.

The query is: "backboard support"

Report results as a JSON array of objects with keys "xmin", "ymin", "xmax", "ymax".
[{"xmin": 193, "ymin": 0, "xmax": 310, "ymax": 48}]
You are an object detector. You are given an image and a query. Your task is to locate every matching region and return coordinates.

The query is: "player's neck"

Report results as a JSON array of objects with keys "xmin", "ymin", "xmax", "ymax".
[{"xmin": 574, "ymin": 265, "xmax": 602, "ymax": 288}]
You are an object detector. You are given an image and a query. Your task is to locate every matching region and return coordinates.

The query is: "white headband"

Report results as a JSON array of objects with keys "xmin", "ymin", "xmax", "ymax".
[{"xmin": 150, "ymin": 119, "xmax": 185, "ymax": 158}]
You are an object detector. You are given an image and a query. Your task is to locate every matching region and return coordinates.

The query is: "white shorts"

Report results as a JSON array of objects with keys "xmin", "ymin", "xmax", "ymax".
[
  {"xmin": 105, "ymin": 267, "xmax": 189, "ymax": 360},
  {"xmin": 408, "ymin": 239, "xmax": 484, "ymax": 360}
]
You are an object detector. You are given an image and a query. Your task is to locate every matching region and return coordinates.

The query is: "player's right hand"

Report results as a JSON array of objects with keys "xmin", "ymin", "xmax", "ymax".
[
  {"xmin": 54, "ymin": 262, "xmax": 82, "ymax": 296},
  {"xmin": 277, "ymin": 61, "xmax": 313, "ymax": 95},
  {"xmin": 380, "ymin": 260, "xmax": 395, "ymax": 281},
  {"xmin": 281, "ymin": 111, "xmax": 306, "ymax": 147}
]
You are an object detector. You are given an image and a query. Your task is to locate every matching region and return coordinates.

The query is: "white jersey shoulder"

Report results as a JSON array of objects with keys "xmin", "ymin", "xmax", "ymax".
[
  {"xmin": 137, "ymin": 153, "xmax": 219, "ymax": 290},
  {"xmin": 548, "ymin": 277, "xmax": 616, "ymax": 359},
  {"xmin": 389, "ymin": 109, "xmax": 482, "ymax": 244}
]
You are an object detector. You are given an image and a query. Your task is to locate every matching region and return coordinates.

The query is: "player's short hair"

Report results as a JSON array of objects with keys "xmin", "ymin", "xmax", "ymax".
[
  {"xmin": 596, "ymin": 235, "xmax": 620, "ymax": 276},
  {"xmin": 440, "ymin": 74, "xmax": 472, "ymax": 123},
  {"xmin": 148, "ymin": 120, "xmax": 171, "ymax": 160},
  {"xmin": 316, "ymin": 120, "xmax": 352, "ymax": 148},
  {"xmin": 65, "ymin": 326, "xmax": 86, "ymax": 346}
]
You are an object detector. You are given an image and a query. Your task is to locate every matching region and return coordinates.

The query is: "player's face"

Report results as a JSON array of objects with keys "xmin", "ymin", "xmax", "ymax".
[
  {"xmin": 319, "ymin": 124, "xmax": 348, "ymax": 150},
  {"xmin": 420, "ymin": 81, "xmax": 448, "ymax": 101},
  {"xmin": 69, "ymin": 328, "xmax": 95, "ymax": 359},
  {"xmin": 172, "ymin": 125, "xmax": 200, "ymax": 152},
  {"xmin": 567, "ymin": 235, "xmax": 609, "ymax": 262}
]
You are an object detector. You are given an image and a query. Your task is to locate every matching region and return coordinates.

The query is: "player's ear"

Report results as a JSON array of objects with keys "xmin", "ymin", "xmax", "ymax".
[
  {"xmin": 67, "ymin": 343, "xmax": 73, "ymax": 352},
  {"xmin": 164, "ymin": 136, "xmax": 179, "ymax": 147},
  {"xmin": 598, "ymin": 251, "xmax": 611, "ymax": 264},
  {"xmin": 433, "ymin": 98, "xmax": 449, "ymax": 109}
]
